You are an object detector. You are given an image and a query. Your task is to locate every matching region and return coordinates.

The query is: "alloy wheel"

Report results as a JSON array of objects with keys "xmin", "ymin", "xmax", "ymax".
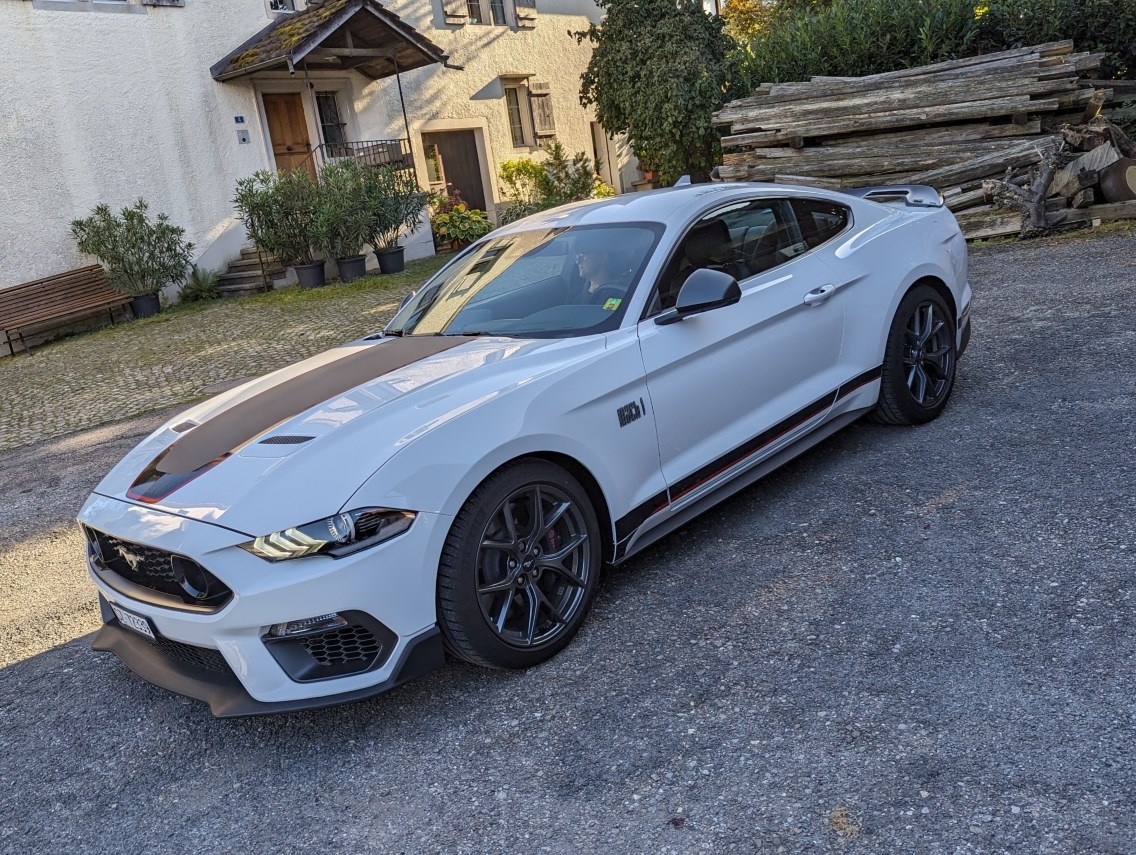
[
  {"xmin": 475, "ymin": 483, "xmax": 591, "ymax": 648},
  {"xmin": 903, "ymin": 300, "xmax": 955, "ymax": 407}
]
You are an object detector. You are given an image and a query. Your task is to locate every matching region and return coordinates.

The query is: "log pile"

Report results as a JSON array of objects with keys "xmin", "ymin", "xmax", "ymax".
[{"xmin": 712, "ymin": 41, "xmax": 1136, "ymax": 239}]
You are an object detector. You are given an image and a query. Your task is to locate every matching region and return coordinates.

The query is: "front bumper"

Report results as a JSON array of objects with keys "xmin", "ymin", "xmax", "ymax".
[
  {"xmin": 79, "ymin": 494, "xmax": 451, "ymax": 715},
  {"xmin": 93, "ymin": 596, "xmax": 443, "ymax": 717}
]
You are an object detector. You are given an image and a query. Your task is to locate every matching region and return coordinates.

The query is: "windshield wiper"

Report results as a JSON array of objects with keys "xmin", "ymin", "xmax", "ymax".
[{"xmin": 382, "ymin": 328, "xmax": 405, "ymax": 337}]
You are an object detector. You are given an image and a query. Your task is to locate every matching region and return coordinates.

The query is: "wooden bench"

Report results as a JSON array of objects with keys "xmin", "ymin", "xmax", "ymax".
[{"xmin": 0, "ymin": 265, "xmax": 133, "ymax": 355}]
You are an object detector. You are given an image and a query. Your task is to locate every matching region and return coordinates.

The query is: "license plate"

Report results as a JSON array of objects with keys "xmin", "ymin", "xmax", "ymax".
[{"xmin": 110, "ymin": 603, "xmax": 155, "ymax": 639}]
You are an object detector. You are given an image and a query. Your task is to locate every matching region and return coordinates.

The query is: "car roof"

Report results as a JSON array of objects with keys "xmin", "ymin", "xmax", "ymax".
[{"xmin": 492, "ymin": 182, "xmax": 860, "ymax": 234}]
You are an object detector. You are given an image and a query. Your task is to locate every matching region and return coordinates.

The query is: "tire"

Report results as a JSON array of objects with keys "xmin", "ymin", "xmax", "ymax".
[
  {"xmin": 871, "ymin": 283, "xmax": 957, "ymax": 425},
  {"xmin": 436, "ymin": 459, "xmax": 602, "ymax": 669}
]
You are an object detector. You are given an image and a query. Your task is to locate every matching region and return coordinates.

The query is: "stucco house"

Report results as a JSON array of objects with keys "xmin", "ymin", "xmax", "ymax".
[{"xmin": 0, "ymin": 0, "xmax": 637, "ymax": 291}]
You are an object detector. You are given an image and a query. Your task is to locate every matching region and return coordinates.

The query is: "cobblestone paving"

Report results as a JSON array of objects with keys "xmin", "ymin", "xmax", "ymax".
[{"xmin": 0, "ymin": 258, "xmax": 448, "ymax": 452}]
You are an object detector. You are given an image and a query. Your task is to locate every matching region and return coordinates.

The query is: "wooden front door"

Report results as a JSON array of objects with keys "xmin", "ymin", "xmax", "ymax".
[
  {"xmin": 422, "ymin": 131, "xmax": 487, "ymax": 211},
  {"xmin": 262, "ymin": 92, "xmax": 315, "ymax": 178}
]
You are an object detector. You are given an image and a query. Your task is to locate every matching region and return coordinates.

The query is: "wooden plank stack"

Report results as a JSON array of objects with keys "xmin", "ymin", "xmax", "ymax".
[{"xmin": 712, "ymin": 41, "xmax": 1136, "ymax": 239}]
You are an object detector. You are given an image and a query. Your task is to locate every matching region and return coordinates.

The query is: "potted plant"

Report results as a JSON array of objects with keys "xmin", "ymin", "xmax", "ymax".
[
  {"xmin": 364, "ymin": 165, "xmax": 428, "ymax": 274},
  {"xmin": 70, "ymin": 199, "xmax": 194, "ymax": 318},
  {"xmin": 235, "ymin": 168, "xmax": 325, "ymax": 288},
  {"xmin": 315, "ymin": 160, "xmax": 371, "ymax": 283}
]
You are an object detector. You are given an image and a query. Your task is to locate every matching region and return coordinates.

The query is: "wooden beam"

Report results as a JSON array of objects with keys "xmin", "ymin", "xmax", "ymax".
[{"xmin": 307, "ymin": 47, "xmax": 398, "ymax": 58}]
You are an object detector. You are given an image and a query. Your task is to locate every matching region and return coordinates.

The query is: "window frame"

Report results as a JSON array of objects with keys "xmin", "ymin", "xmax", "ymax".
[
  {"xmin": 639, "ymin": 195, "xmax": 854, "ymax": 321},
  {"xmin": 503, "ymin": 83, "xmax": 534, "ymax": 148}
]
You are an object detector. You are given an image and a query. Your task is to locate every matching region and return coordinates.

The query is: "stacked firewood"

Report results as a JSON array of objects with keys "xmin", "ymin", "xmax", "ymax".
[{"xmin": 713, "ymin": 41, "xmax": 1136, "ymax": 239}]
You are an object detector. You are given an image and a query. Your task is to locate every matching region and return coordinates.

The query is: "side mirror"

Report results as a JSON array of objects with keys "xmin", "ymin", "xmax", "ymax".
[{"xmin": 655, "ymin": 269, "xmax": 741, "ymax": 326}]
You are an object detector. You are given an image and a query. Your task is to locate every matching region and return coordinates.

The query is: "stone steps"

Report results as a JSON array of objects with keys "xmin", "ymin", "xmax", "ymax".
[{"xmin": 218, "ymin": 248, "xmax": 286, "ymax": 298}]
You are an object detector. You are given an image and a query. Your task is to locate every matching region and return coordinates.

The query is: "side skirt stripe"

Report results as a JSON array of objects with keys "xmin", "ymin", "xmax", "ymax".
[{"xmin": 613, "ymin": 364, "xmax": 882, "ymax": 547}]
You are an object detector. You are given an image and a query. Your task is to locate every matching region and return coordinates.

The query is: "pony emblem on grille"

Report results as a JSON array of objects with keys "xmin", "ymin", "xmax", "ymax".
[{"xmin": 114, "ymin": 544, "xmax": 145, "ymax": 572}]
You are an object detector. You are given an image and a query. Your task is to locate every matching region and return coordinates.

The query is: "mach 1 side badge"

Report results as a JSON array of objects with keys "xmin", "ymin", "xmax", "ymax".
[{"xmin": 616, "ymin": 398, "xmax": 645, "ymax": 428}]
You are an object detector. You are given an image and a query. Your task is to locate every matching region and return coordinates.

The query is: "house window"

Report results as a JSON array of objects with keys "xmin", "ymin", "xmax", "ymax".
[
  {"xmin": 488, "ymin": 0, "xmax": 506, "ymax": 25},
  {"xmin": 269, "ymin": 0, "xmax": 295, "ymax": 10},
  {"xmin": 316, "ymin": 92, "xmax": 348, "ymax": 155},
  {"xmin": 504, "ymin": 87, "xmax": 527, "ymax": 147},
  {"xmin": 466, "ymin": 0, "xmax": 484, "ymax": 23}
]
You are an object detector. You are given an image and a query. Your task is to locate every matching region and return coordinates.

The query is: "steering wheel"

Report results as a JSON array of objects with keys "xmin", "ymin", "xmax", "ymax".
[{"xmin": 589, "ymin": 284, "xmax": 627, "ymax": 307}]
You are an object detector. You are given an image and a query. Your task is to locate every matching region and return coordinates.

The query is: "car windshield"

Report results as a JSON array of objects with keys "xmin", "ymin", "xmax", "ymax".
[{"xmin": 386, "ymin": 223, "xmax": 663, "ymax": 338}]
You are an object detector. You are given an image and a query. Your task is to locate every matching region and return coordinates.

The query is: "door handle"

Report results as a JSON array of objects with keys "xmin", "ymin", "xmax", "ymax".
[{"xmin": 803, "ymin": 284, "xmax": 836, "ymax": 306}]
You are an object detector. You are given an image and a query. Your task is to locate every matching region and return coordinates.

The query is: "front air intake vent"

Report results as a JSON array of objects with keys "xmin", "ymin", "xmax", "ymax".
[{"xmin": 258, "ymin": 435, "xmax": 315, "ymax": 445}]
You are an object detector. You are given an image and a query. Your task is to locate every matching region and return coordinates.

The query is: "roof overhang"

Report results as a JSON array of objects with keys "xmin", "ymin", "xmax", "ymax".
[{"xmin": 211, "ymin": 0, "xmax": 449, "ymax": 82}]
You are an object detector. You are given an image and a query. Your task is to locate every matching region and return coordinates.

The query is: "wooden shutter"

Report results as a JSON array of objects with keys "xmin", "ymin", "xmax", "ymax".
[
  {"xmin": 442, "ymin": 0, "xmax": 468, "ymax": 25},
  {"xmin": 529, "ymin": 83, "xmax": 555, "ymax": 137},
  {"xmin": 514, "ymin": 0, "xmax": 537, "ymax": 28}
]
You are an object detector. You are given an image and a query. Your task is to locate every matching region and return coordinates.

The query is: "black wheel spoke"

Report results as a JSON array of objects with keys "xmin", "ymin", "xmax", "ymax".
[
  {"xmin": 538, "ymin": 500, "xmax": 572, "ymax": 541},
  {"xmin": 531, "ymin": 583, "xmax": 568, "ymax": 625},
  {"xmin": 526, "ymin": 486, "xmax": 544, "ymax": 542},
  {"xmin": 478, "ymin": 577, "xmax": 515, "ymax": 595},
  {"xmin": 502, "ymin": 500, "xmax": 519, "ymax": 543},
  {"xmin": 523, "ymin": 584, "xmax": 540, "ymax": 644},
  {"xmin": 481, "ymin": 538, "xmax": 515, "ymax": 553},
  {"xmin": 494, "ymin": 593, "xmax": 512, "ymax": 633}
]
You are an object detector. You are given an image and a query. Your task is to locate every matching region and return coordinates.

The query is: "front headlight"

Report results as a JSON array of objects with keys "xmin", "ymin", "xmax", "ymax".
[{"xmin": 239, "ymin": 508, "xmax": 416, "ymax": 562}]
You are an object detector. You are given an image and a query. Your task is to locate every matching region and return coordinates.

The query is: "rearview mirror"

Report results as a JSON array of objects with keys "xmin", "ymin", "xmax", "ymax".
[{"xmin": 655, "ymin": 269, "xmax": 741, "ymax": 326}]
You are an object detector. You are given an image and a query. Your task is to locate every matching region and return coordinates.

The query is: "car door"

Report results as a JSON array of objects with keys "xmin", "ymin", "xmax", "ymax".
[{"xmin": 637, "ymin": 197, "xmax": 848, "ymax": 501}]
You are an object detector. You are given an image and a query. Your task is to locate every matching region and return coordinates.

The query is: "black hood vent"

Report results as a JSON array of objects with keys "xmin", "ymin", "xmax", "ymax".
[{"xmin": 258, "ymin": 435, "xmax": 315, "ymax": 445}]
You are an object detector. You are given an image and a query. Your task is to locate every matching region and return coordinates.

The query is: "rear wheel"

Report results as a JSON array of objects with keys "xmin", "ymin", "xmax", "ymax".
[
  {"xmin": 872, "ymin": 284, "xmax": 957, "ymax": 425},
  {"xmin": 437, "ymin": 459, "xmax": 601, "ymax": 669}
]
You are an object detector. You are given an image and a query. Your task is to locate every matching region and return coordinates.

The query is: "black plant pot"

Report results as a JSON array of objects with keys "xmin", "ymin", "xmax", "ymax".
[
  {"xmin": 130, "ymin": 294, "xmax": 161, "ymax": 319},
  {"xmin": 294, "ymin": 262, "xmax": 326, "ymax": 289},
  {"xmin": 376, "ymin": 246, "xmax": 405, "ymax": 275},
  {"xmin": 336, "ymin": 254, "xmax": 368, "ymax": 283}
]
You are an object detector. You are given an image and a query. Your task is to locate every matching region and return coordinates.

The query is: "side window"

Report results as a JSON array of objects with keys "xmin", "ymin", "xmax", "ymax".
[
  {"xmin": 789, "ymin": 198, "xmax": 851, "ymax": 249},
  {"xmin": 647, "ymin": 199, "xmax": 799, "ymax": 315}
]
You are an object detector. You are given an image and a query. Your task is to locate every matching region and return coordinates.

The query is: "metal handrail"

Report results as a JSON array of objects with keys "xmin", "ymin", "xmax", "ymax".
[{"xmin": 313, "ymin": 138, "xmax": 413, "ymax": 171}]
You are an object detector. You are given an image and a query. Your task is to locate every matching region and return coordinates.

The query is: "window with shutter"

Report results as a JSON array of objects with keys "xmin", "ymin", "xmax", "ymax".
[
  {"xmin": 529, "ymin": 84, "xmax": 555, "ymax": 138},
  {"xmin": 442, "ymin": 0, "xmax": 468, "ymax": 25},
  {"xmin": 514, "ymin": 0, "xmax": 537, "ymax": 27}
]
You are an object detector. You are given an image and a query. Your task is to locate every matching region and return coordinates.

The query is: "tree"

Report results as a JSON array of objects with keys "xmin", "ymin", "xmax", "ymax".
[{"xmin": 575, "ymin": 0, "xmax": 735, "ymax": 185}]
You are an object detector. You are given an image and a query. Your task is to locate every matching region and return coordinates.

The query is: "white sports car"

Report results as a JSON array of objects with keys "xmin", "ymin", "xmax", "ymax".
[{"xmin": 79, "ymin": 182, "xmax": 971, "ymax": 716}]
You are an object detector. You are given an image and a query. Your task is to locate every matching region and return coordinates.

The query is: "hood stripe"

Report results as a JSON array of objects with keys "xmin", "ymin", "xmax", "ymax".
[{"xmin": 140, "ymin": 336, "xmax": 475, "ymax": 483}]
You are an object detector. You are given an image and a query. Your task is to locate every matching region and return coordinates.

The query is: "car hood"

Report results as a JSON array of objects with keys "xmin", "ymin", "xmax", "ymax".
[{"xmin": 93, "ymin": 334, "xmax": 598, "ymax": 535}]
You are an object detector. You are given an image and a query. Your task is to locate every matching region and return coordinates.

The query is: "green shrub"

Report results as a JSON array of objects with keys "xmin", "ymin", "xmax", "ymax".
[
  {"xmin": 315, "ymin": 160, "xmax": 371, "ymax": 260},
  {"xmin": 233, "ymin": 169, "xmax": 321, "ymax": 267},
  {"xmin": 734, "ymin": 0, "xmax": 1136, "ymax": 89},
  {"xmin": 432, "ymin": 204, "xmax": 492, "ymax": 247},
  {"xmin": 363, "ymin": 165, "xmax": 428, "ymax": 251},
  {"xmin": 71, "ymin": 199, "xmax": 194, "ymax": 297},
  {"xmin": 178, "ymin": 265, "xmax": 219, "ymax": 303},
  {"xmin": 498, "ymin": 143, "xmax": 617, "ymax": 225}
]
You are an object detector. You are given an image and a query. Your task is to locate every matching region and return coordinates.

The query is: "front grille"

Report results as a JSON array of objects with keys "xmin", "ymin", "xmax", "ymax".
[
  {"xmin": 300, "ymin": 625, "xmax": 382, "ymax": 668},
  {"xmin": 85, "ymin": 527, "xmax": 232, "ymax": 610},
  {"xmin": 149, "ymin": 635, "xmax": 232, "ymax": 674}
]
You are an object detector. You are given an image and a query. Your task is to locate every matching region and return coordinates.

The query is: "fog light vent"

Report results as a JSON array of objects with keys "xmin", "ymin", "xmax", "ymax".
[{"xmin": 268, "ymin": 613, "xmax": 348, "ymax": 638}]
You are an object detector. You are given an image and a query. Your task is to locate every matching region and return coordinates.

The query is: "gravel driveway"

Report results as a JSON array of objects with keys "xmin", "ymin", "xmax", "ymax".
[{"xmin": 1, "ymin": 230, "xmax": 1133, "ymax": 854}]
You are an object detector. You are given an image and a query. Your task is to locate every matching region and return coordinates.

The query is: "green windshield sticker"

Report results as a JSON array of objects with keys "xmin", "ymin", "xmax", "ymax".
[{"xmin": 602, "ymin": 297, "xmax": 622, "ymax": 311}]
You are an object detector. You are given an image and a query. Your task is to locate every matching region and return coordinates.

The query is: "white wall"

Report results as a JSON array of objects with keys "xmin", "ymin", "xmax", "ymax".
[
  {"xmin": 0, "ymin": 1, "xmax": 274, "ymax": 289},
  {"xmin": 0, "ymin": 0, "xmax": 636, "ymax": 292}
]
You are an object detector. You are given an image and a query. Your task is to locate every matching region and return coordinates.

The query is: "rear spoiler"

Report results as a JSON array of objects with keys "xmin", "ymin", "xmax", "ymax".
[{"xmin": 843, "ymin": 184, "xmax": 944, "ymax": 208}]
